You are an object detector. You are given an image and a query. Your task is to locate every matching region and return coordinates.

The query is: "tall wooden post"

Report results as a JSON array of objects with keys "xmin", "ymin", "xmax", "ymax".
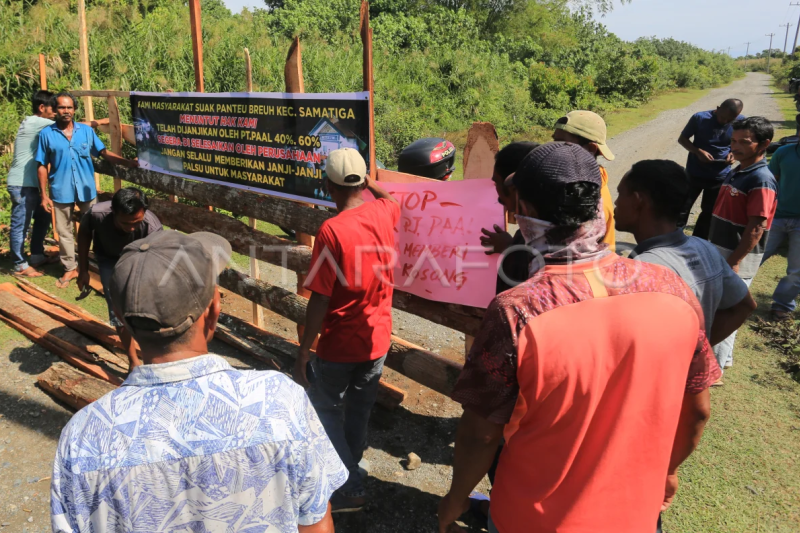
[
  {"xmin": 462, "ymin": 122, "xmax": 500, "ymax": 355},
  {"xmin": 38, "ymin": 54, "xmax": 47, "ymax": 90},
  {"xmin": 77, "ymin": 0, "xmax": 99, "ymax": 191},
  {"xmin": 360, "ymin": 1, "xmax": 376, "ymax": 179},
  {"xmin": 107, "ymin": 96, "xmax": 123, "ymax": 192},
  {"xmin": 244, "ymin": 47, "xmax": 265, "ymax": 329},
  {"xmin": 39, "ymin": 53, "xmax": 59, "ymax": 242},
  {"xmin": 189, "ymin": 0, "xmax": 205, "ymax": 93},
  {"xmin": 284, "ymin": 38, "xmax": 314, "ymax": 344}
]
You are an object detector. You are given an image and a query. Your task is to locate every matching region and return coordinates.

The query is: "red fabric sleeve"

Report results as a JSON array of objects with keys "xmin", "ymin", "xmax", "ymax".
[
  {"xmin": 450, "ymin": 297, "xmax": 520, "ymax": 425},
  {"xmin": 305, "ymin": 223, "xmax": 339, "ymax": 297},
  {"xmin": 685, "ymin": 331, "xmax": 721, "ymax": 394},
  {"xmin": 374, "ymin": 198, "xmax": 401, "ymax": 225},
  {"xmin": 746, "ymin": 187, "xmax": 777, "ymax": 219}
]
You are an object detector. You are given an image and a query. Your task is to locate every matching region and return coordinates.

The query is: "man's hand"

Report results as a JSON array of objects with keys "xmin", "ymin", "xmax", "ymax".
[
  {"xmin": 480, "ymin": 225, "xmax": 513, "ymax": 255},
  {"xmin": 728, "ymin": 260, "xmax": 740, "ymax": 274},
  {"xmin": 76, "ymin": 269, "xmax": 91, "ymax": 293},
  {"xmin": 41, "ymin": 196, "xmax": 54, "ymax": 214},
  {"xmin": 293, "ymin": 347, "xmax": 311, "ymax": 389},
  {"xmin": 725, "ymin": 152, "xmax": 735, "ymax": 164},
  {"xmin": 696, "ymin": 149, "xmax": 715, "ymax": 163},
  {"xmin": 438, "ymin": 492, "xmax": 469, "ymax": 533},
  {"xmin": 126, "ymin": 158, "xmax": 140, "ymax": 169},
  {"xmin": 661, "ymin": 473, "xmax": 679, "ymax": 512}
]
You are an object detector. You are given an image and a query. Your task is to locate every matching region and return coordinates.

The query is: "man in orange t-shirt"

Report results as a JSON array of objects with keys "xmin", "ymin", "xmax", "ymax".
[
  {"xmin": 294, "ymin": 148, "xmax": 400, "ymax": 514},
  {"xmin": 552, "ymin": 110, "xmax": 617, "ymax": 252},
  {"xmin": 438, "ymin": 142, "xmax": 720, "ymax": 533}
]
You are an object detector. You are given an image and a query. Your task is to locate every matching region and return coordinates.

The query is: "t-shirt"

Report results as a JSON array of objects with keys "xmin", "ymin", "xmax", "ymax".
[
  {"xmin": 599, "ymin": 166, "xmax": 616, "ymax": 251},
  {"xmin": 35, "ymin": 121, "xmax": 105, "ymax": 204},
  {"xmin": 80, "ymin": 201, "xmax": 163, "ymax": 260},
  {"xmin": 634, "ymin": 229, "xmax": 749, "ymax": 337},
  {"xmin": 451, "ymin": 254, "xmax": 719, "ymax": 533},
  {"xmin": 709, "ymin": 159, "xmax": 778, "ymax": 279},
  {"xmin": 681, "ymin": 110, "xmax": 745, "ymax": 183},
  {"xmin": 7, "ymin": 116, "xmax": 54, "ymax": 187},
  {"xmin": 306, "ymin": 198, "xmax": 401, "ymax": 363},
  {"xmin": 768, "ymin": 144, "xmax": 800, "ymax": 219}
]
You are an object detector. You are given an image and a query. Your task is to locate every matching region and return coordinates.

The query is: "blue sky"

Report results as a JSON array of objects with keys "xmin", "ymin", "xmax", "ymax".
[{"xmin": 221, "ymin": 0, "xmax": 799, "ymax": 58}]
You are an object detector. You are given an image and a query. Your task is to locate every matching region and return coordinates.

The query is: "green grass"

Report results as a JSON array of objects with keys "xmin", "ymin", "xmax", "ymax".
[
  {"xmin": 661, "ymin": 84, "xmax": 800, "ymax": 533},
  {"xmin": 604, "ymin": 88, "xmax": 714, "ymax": 138},
  {"xmin": 769, "ymin": 81, "xmax": 798, "ymax": 140}
]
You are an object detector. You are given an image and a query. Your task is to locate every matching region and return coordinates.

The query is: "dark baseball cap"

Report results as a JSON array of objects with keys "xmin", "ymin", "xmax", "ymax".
[
  {"xmin": 110, "ymin": 230, "xmax": 232, "ymax": 339},
  {"xmin": 513, "ymin": 142, "xmax": 602, "ymax": 191}
]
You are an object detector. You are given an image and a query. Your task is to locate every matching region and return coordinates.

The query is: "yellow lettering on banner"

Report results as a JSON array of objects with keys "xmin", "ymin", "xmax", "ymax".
[
  {"xmin": 183, "ymin": 161, "xmax": 204, "ymax": 172},
  {"xmin": 161, "ymin": 147, "xmax": 185, "ymax": 158},
  {"xmin": 186, "ymin": 151, "xmax": 211, "ymax": 162},
  {"xmin": 195, "ymin": 103, "xmax": 215, "ymax": 112},
  {"xmin": 298, "ymin": 107, "xmax": 356, "ymax": 120}
]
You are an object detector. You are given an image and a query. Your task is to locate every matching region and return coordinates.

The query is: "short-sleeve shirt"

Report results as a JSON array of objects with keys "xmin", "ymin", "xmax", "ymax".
[
  {"xmin": 51, "ymin": 354, "xmax": 347, "ymax": 533},
  {"xmin": 709, "ymin": 159, "xmax": 778, "ymax": 278},
  {"xmin": 35, "ymin": 121, "xmax": 104, "ymax": 204},
  {"xmin": 305, "ymin": 198, "xmax": 401, "ymax": 363},
  {"xmin": 7, "ymin": 115, "xmax": 54, "ymax": 187},
  {"xmin": 634, "ymin": 229, "xmax": 749, "ymax": 336},
  {"xmin": 451, "ymin": 255, "xmax": 719, "ymax": 533},
  {"xmin": 681, "ymin": 110, "xmax": 745, "ymax": 183},
  {"xmin": 768, "ymin": 144, "xmax": 800, "ymax": 219},
  {"xmin": 81, "ymin": 201, "xmax": 163, "ymax": 261}
]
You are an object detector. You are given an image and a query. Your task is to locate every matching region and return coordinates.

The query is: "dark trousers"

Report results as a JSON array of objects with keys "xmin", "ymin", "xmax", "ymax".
[
  {"xmin": 309, "ymin": 354, "xmax": 386, "ymax": 497},
  {"xmin": 681, "ymin": 181, "xmax": 722, "ymax": 241},
  {"xmin": 657, "ymin": 514, "xmax": 663, "ymax": 532}
]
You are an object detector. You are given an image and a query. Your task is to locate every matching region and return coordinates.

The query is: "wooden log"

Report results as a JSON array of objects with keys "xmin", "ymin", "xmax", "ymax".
[
  {"xmin": 214, "ymin": 323, "xmax": 281, "ymax": 370},
  {"xmin": 218, "ymin": 313, "xmax": 406, "ymax": 409},
  {"xmin": 37, "ymin": 363, "xmax": 116, "ymax": 410},
  {"xmin": 14, "ymin": 277, "xmax": 101, "ymax": 324},
  {"xmin": 0, "ymin": 313, "xmax": 123, "ymax": 385},
  {"xmin": 0, "ymin": 292, "xmax": 128, "ymax": 375},
  {"xmin": 72, "ymin": 90, "xmax": 130, "ymax": 98},
  {"xmin": 0, "ymin": 283, "xmax": 123, "ymax": 350},
  {"xmin": 94, "ymin": 161, "xmax": 332, "ymax": 235},
  {"xmin": 218, "ymin": 269, "xmax": 462, "ymax": 397},
  {"xmin": 189, "ymin": 0, "xmax": 205, "ymax": 93},
  {"xmin": 360, "ymin": 1, "xmax": 377, "ymax": 179},
  {"xmin": 77, "ymin": 0, "xmax": 99, "ymax": 191},
  {"xmin": 39, "ymin": 53, "xmax": 47, "ymax": 90},
  {"xmin": 107, "ymin": 96, "xmax": 124, "ymax": 192}
]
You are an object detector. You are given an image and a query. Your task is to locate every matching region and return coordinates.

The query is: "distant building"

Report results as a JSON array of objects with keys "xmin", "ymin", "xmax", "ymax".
[{"xmin": 309, "ymin": 117, "xmax": 365, "ymax": 156}]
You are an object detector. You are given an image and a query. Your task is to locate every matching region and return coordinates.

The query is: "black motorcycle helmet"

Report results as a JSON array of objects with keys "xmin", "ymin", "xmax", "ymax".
[{"xmin": 398, "ymin": 138, "xmax": 456, "ymax": 180}]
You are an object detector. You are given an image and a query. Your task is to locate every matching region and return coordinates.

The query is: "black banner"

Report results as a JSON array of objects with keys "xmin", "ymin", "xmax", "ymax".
[{"xmin": 131, "ymin": 91, "xmax": 371, "ymax": 207}]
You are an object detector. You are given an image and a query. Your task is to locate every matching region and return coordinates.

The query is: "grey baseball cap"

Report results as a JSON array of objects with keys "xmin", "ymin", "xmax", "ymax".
[{"xmin": 110, "ymin": 230, "xmax": 232, "ymax": 339}]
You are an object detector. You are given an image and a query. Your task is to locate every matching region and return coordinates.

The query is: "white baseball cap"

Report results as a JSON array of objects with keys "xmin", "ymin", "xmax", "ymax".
[{"xmin": 326, "ymin": 148, "xmax": 367, "ymax": 186}]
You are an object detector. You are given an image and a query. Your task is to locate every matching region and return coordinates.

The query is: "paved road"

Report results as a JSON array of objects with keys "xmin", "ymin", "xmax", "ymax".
[{"xmin": 603, "ymin": 72, "xmax": 783, "ymax": 248}]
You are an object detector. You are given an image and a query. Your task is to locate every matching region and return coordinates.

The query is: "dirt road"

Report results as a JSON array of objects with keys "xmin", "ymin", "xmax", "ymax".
[{"xmin": 604, "ymin": 72, "xmax": 783, "ymax": 248}]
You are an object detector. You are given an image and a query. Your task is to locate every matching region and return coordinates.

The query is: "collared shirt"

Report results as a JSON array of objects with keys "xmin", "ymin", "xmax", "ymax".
[
  {"xmin": 709, "ymin": 159, "xmax": 778, "ymax": 279},
  {"xmin": 35, "ymin": 121, "xmax": 104, "ymax": 204},
  {"xmin": 681, "ymin": 110, "xmax": 745, "ymax": 183},
  {"xmin": 633, "ymin": 229, "xmax": 749, "ymax": 336},
  {"xmin": 81, "ymin": 201, "xmax": 163, "ymax": 260},
  {"xmin": 451, "ymin": 254, "xmax": 719, "ymax": 533},
  {"xmin": 51, "ymin": 354, "xmax": 347, "ymax": 533},
  {"xmin": 768, "ymin": 143, "xmax": 800, "ymax": 219},
  {"xmin": 8, "ymin": 115, "xmax": 54, "ymax": 187}
]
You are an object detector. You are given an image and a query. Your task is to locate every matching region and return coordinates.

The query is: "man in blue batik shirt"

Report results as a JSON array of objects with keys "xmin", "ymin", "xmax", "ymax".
[
  {"xmin": 678, "ymin": 98, "xmax": 745, "ymax": 240},
  {"xmin": 51, "ymin": 230, "xmax": 346, "ymax": 533},
  {"xmin": 36, "ymin": 92, "xmax": 137, "ymax": 289}
]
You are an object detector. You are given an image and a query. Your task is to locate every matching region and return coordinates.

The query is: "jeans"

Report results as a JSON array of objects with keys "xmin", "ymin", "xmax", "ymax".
[
  {"xmin": 681, "ymin": 180, "xmax": 722, "ymax": 241},
  {"xmin": 8, "ymin": 186, "xmax": 49, "ymax": 271},
  {"xmin": 761, "ymin": 217, "xmax": 800, "ymax": 312},
  {"xmin": 97, "ymin": 257, "xmax": 122, "ymax": 327},
  {"xmin": 309, "ymin": 354, "xmax": 386, "ymax": 497},
  {"xmin": 713, "ymin": 277, "xmax": 754, "ymax": 369},
  {"xmin": 488, "ymin": 511, "xmax": 499, "ymax": 533}
]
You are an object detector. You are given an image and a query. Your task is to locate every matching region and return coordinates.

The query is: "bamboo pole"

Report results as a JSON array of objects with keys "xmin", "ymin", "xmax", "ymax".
[
  {"xmin": 107, "ymin": 97, "xmax": 123, "ymax": 192},
  {"xmin": 77, "ymin": 0, "xmax": 99, "ymax": 191},
  {"xmin": 360, "ymin": 1, "xmax": 377, "ymax": 179},
  {"xmin": 244, "ymin": 47, "xmax": 264, "ymax": 329},
  {"xmin": 39, "ymin": 53, "xmax": 59, "ymax": 242}
]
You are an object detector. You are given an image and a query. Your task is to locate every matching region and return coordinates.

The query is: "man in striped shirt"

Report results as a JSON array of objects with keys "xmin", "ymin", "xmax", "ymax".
[{"xmin": 708, "ymin": 116, "xmax": 777, "ymax": 372}]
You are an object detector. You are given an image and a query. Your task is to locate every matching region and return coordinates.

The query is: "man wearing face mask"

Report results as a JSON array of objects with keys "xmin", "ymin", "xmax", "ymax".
[{"xmin": 438, "ymin": 142, "xmax": 720, "ymax": 533}]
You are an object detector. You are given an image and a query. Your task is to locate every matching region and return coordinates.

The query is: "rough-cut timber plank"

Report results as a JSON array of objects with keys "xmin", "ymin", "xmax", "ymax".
[
  {"xmin": 14, "ymin": 277, "xmax": 101, "ymax": 324},
  {"xmin": 218, "ymin": 269, "xmax": 462, "ymax": 397},
  {"xmin": 94, "ymin": 160, "xmax": 332, "ymax": 236},
  {"xmin": 214, "ymin": 324, "xmax": 281, "ymax": 370},
  {"xmin": 0, "ymin": 283, "xmax": 124, "ymax": 351},
  {"xmin": 218, "ymin": 314, "xmax": 406, "ymax": 409},
  {"xmin": 72, "ymin": 90, "xmax": 130, "ymax": 98},
  {"xmin": 0, "ymin": 314, "xmax": 123, "ymax": 385},
  {"xmin": 37, "ymin": 363, "xmax": 116, "ymax": 410},
  {"xmin": 0, "ymin": 292, "xmax": 128, "ymax": 375}
]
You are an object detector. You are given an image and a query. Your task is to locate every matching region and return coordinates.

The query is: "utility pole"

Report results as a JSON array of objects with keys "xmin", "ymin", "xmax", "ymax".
[
  {"xmin": 728, "ymin": 46, "xmax": 731, "ymax": 56},
  {"xmin": 781, "ymin": 23, "xmax": 794, "ymax": 54},
  {"xmin": 744, "ymin": 42, "xmax": 751, "ymax": 69},
  {"xmin": 791, "ymin": 2, "xmax": 800, "ymax": 58},
  {"xmin": 767, "ymin": 33, "xmax": 776, "ymax": 73}
]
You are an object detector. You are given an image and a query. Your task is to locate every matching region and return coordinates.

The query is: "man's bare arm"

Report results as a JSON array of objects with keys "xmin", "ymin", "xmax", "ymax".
[
  {"xmin": 727, "ymin": 216, "xmax": 767, "ymax": 272},
  {"xmin": 366, "ymin": 178, "xmax": 398, "ymax": 205},
  {"xmin": 298, "ymin": 504, "xmax": 334, "ymax": 533},
  {"xmin": 678, "ymin": 135, "xmax": 714, "ymax": 163},
  {"xmin": 710, "ymin": 292, "xmax": 757, "ymax": 345}
]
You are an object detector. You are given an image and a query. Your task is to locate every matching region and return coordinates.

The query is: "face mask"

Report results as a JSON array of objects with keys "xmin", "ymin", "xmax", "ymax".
[{"xmin": 516, "ymin": 214, "xmax": 554, "ymax": 252}]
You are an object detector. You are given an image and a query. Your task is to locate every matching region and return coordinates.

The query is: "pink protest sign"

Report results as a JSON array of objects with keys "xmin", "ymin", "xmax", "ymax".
[{"xmin": 368, "ymin": 178, "xmax": 505, "ymax": 308}]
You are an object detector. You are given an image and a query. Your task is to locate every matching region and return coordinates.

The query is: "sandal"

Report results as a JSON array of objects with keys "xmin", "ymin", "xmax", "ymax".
[
  {"xmin": 56, "ymin": 271, "xmax": 78, "ymax": 289},
  {"xmin": 14, "ymin": 266, "xmax": 44, "ymax": 278}
]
